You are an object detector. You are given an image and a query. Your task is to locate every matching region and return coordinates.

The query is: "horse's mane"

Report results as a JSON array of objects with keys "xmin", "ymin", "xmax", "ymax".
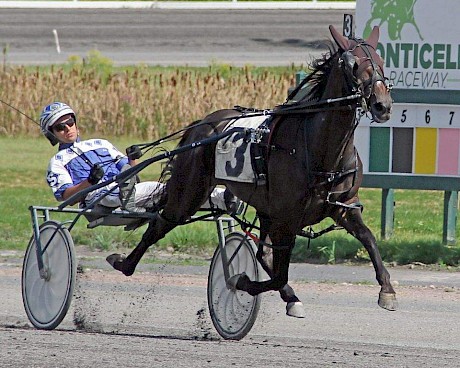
[
  {"xmin": 306, "ymin": 44, "xmax": 339, "ymax": 101},
  {"xmin": 284, "ymin": 42, "xmax": 340, "ymax": 105}
]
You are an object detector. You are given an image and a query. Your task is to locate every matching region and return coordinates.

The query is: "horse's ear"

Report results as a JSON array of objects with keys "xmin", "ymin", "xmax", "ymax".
[
  {"xmin": 366, "ymin": 26, "xmax": 380, "ymax": 48},
  {"xmin": 329, "ymin": 25, "xmax": 350, "ymax": 51}
]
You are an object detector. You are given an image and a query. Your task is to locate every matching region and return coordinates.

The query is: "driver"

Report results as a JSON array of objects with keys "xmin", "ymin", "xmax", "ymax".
[{"xmin": 40, "ymin": 102, "xmax": 241, "ymax": 214}]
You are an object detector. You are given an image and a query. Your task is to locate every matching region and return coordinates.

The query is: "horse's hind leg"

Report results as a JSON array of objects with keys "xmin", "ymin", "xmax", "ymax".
[
  {"xmin": 335, "ymin": 207, "xmax": 397, "ymax": 311},
  {"xmin": 257, "ymin": 216, "xmax": 305, "ymax": 318},
  {"xmin": 108, "ymin": 180, "xmax": 213, "ymax": 276},
  {"xmin": 107, "ymin": 213, "xmax": 177, "ymax": 276},
  {"xmin": 108, "ymin": 142, "xmax": 214, "ymax": 276}
]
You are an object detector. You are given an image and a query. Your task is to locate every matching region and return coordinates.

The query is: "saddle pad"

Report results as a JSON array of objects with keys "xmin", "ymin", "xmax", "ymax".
[{"xmin": 215, "ymin": 115, "xmax": 269, "ymax": 183}]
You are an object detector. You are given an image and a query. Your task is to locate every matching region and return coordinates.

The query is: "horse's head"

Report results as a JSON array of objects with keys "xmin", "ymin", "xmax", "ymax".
[{"xmin": 329, "ymin": 25, "xmax": 393, "ymax": 123}]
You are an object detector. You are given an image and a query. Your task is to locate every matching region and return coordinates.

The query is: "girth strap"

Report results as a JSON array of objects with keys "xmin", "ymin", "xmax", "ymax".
[{"xmin": 311, "ymin": 167, "xmax": 358, "ymax": 186}]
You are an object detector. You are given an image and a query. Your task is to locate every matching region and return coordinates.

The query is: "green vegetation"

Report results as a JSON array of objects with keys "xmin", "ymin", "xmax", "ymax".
[
  {"xmin": 293, "ymin": 188, "xmax": 460, "ymax": 266},
  {"xmin": 1, "ymin": 136, "xmax": 459, "ymax": 266},
  {"xmin": 0, "ymin": 135, "xmax": 229, "ymax": 253},
  {"xmin": 0, "ymin": 56, "xmax": 458, "ymax": 266},
  {"xmin": 0, "ymin": 57, "xmax": 299, "ymax": 141}
]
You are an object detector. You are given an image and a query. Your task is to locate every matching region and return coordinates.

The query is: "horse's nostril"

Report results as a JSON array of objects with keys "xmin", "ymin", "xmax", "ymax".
[{"xmin": 374, "ymin": 102, "xmax": 385, "ymax": 113}]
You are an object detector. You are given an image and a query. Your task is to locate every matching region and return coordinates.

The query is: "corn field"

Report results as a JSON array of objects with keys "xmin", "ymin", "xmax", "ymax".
[{"xmin": 0, "ymin": 62, "xmax": 300, "ymax": 140}]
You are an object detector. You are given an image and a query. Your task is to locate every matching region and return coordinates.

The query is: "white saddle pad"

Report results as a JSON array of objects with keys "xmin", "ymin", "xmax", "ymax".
[{"xmin": 215, "ymin": 115, "xmax": 269, "ymax": 183}]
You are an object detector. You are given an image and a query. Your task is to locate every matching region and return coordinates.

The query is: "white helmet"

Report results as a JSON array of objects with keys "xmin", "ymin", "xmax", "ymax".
[{"xmin": 39, "ymin": 102, "xmax": 76, "ymax": 145}]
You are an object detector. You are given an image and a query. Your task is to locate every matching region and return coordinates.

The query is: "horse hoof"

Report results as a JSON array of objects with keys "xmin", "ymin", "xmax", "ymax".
[
  {"xmin": 286, "ymin": 301, "xmax": 306, "ymax": 318},
  {"xmin": 226, "ymin": 272, "xmax": 246, "ymax": 291},
  {"xmin": 106, "ymin": 253, "xmax": 126, "ymax": 272},
  {"xmin": 378, "ymin": 291, "xmax": 398, "ymax": 311}
]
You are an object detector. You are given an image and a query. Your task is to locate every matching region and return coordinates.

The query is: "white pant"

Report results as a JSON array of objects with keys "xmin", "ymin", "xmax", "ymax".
[
  {"xmin": 133, "ymin": 182, "xmax": 229, "ymax": 211},
  {"xmin": 132, "ymin": 181, "xmax": 165, "ymax": 208},
  {"xmin": 88, "ymin": 181, "xmax": 228, "ymax": 211}
]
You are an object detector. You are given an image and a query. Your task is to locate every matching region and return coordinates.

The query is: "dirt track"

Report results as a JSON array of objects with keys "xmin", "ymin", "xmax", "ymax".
[{"xmin": 1, "ymin": 250, "xmax": 460, "ymax": 367}]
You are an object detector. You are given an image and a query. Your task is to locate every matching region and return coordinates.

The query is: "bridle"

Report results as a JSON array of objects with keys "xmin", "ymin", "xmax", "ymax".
[{"xmin": 340, "ymin": 38, "xmax": 392, "ymax": 110}]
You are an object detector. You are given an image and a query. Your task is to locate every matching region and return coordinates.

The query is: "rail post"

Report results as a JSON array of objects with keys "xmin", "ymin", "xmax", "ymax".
[
  {"xmin": 381, "ymin": 188, "xmax": 394, "ymax": 240},
  {"xmin": 443, "ymin": 191, "xmax": 458, "ymax": 245}
]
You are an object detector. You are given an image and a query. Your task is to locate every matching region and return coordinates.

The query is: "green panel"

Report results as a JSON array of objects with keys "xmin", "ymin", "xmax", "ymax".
[
  {"xmin": 369, "ymin": 127, "xmax": 391, "ymax": 172},
  {"xmin": 392, "ymin": 89, "xmax": 460, "ymax": 104},
  {"xmin": 362, "ymin": 174, "xmax": 460, "ymax": 191}
]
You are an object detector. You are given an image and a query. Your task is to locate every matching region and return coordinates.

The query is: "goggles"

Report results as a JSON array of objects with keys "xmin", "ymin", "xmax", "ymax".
[{"xmin": 53, "ymin": 118, "xmax": 76, "ymax": 132}]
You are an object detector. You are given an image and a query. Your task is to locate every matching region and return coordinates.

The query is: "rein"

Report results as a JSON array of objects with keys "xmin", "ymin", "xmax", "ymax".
[
  {"xmin": 302, "ymin": 39, "xmax": 385, "ymax": 212},
  {"xmin": 272, "ymin": 93, "xmax": 363, "ymax": 115},
  {"xmin": 123, "ymin": 89, "xmax": 367, "ymax": 166}
]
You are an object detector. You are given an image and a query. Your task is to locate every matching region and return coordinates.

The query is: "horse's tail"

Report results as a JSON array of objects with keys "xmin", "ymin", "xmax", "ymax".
[
  {"xmin": 157, "ymin": 118, "xmax": 204, "ymax": 193},
  {"xmin": 174, "ymin": 119, "xmax": 204, "ymax": 147}
]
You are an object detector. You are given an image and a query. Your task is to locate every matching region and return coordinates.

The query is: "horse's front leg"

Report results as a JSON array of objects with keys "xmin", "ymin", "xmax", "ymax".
[
  {"xmin": 335, "ymin": 207, "xmax": 397, "ymax": 311},
  {"xmin": 227, "ymin": 231, "xmax": 295, "ymax": 304},
  {"xmin": 255, "ymin": 232, "xmax": 305, "ymax": 318},
  {"xmin": 230, "ymin": 246, "xmax": 291, "ymax": 295},
  {"xmin": 255, "ymin": 215, "xmax": 305, "ymax": 317}
]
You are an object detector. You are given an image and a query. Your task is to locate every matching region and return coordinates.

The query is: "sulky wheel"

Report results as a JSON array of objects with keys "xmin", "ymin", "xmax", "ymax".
[
  {"xmin": 207, "ymin": 232, "xmax": 261, "ymax": 340},
  {"xmin": 22, "ymin": 220, "xmax": 76, "ymax": 330}
]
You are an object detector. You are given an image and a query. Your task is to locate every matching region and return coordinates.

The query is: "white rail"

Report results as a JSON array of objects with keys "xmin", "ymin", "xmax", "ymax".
[{"xmin": 0, "ymin": 1, "xmax": 356, "ymax": 10}]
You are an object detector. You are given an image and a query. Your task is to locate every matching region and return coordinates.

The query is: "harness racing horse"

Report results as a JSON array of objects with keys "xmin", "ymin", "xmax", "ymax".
[{"xmin": 107, "ymin": 25, "xmax": 397, "ymax": 315}]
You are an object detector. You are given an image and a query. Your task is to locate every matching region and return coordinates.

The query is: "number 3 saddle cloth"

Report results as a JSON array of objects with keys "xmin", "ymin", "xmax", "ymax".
[{"xmin": 215, "ymin": 115, "xmax": 270, "ymax": 185}]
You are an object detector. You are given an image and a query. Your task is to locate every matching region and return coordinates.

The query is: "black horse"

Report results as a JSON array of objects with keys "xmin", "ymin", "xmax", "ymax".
[{"xmin": 107, "ymin": 25, "xmax": 397, "ymax": 314}]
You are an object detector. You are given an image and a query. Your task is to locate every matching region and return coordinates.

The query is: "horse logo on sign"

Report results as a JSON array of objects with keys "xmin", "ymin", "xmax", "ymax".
[{"xmin": 363, "ymin": 0, "xmax": 423, "ymax": 41}]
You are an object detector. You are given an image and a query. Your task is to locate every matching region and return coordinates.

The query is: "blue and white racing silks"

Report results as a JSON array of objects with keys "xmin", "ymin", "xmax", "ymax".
[{"xmin": 46, "ymin": 138, "xmax": 129, "ymax": 207}]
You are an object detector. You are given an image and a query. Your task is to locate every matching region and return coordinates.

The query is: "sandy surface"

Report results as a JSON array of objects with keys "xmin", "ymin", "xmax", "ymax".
[{"xmin": 1, "ymin": 249, "xmax": 459, "ymax": 367}]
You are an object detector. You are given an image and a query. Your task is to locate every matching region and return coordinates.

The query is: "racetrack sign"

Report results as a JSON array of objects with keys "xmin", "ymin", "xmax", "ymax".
[
  {"xmin": 357, "ymin": 0, "xmax": 460, "ymax": 92},
  {"xmin": 355, "ymin": 0, "xmax": 460, "ymax": 178}
]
